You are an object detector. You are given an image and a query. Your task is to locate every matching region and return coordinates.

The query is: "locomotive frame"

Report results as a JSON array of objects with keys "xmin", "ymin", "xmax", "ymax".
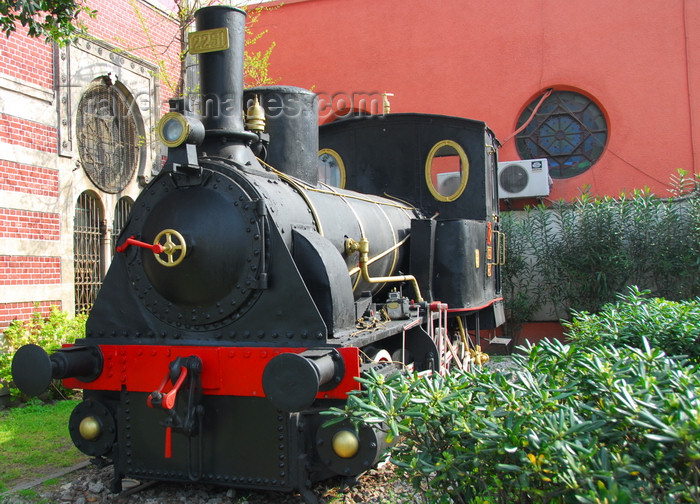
[{"xmin": 12, "ymin": 6, "xmax": 505, "ymax": 503}]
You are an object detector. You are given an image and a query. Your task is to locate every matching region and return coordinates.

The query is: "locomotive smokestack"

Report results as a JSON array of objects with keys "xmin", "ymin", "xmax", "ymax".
[{"xmin": 193, "ymin": 6, "xmax": 247, "ymax": 143}]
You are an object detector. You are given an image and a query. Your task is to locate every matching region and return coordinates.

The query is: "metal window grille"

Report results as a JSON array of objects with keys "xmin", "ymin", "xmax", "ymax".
[
  {"xmin": 74, "ymin": 192, "xmax": 103, "ymax": 315},
  {"xmin": 111, "ymin": 197, "xmax": 133, "ymax": 257},
  {"xmin": 515, "ymin": 90, "xmax": 608, "ymax": 179},
  {"xmin": 76, "ymin": 80, "xmax": 140, "ymax": 193}
]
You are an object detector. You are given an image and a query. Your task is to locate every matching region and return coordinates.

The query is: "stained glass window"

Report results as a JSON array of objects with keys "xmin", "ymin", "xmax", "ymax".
[{"xmin": 515, "ymin": 91, "xmax": 607, "ymax": 179}]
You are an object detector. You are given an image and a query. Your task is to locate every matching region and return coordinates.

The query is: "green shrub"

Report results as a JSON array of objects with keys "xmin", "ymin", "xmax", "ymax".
[
  {"xmin": 0, "ymin": 306, "xmax": 87, "ymax": 400},
  {"xmin": 501, "ymin": 173, "xmax": 700, "ymax": 324},
  {"xmin": 564, "ymin": 286, "xmax": 700, "ymax": 362},
  {"xmin": 500, "ymin": 211, "xmax": 542, "ymax": 337},
  {"xmin": 326, "ymin": 339, "xmax": 700, "ymax": 503}
]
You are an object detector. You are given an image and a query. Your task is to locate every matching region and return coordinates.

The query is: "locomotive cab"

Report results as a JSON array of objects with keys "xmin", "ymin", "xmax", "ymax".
[{"xmin": 319, "ymin": 113, "xmax": 506, "ymax": 330}]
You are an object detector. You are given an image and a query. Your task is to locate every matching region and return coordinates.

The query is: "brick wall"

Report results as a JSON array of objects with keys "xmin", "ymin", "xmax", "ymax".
[
  {"xmin": 0, "ymin": 301, "xmax": 61, "ymax": 332},
  {"xmin": 0, "ymin": 209, "xmax": 60, "ymax": 240},
  {"xmin": 0, "ymin": 1, "xmax": 180, "ymax": 94},
  {"xmin": 0, "ymin": 4, "xmax": 182, "ymax": 133},
  {"xmin": 0, "ymin": 160, "xmax": 59, "ymax": 197},
  {"xmin": 0, "ymin": 28, "xmax": 53, "ymax": 89},
  {"xmin": 0, "ymin": 23, "xmax": 58, "ymax": 332},
  {"xmin": 0, "ymin": 256, "xmax": 61, "ymax": 285},
  {"xmin": 0, "ymin": 114, "xmax": 58, "ymax": 154},
  {"xmin": 86, "ymin": 0, "xmax": 182, "ymax": 96}
]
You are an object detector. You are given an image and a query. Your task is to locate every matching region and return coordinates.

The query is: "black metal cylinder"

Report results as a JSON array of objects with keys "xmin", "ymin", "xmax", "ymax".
[
  {"xmin": 12, "ymin": 344, "xmax": 103, "ymax": 397},
  {"xmin": 261, "ymin": 350, "xmax": 341, "ymax": 411},
  {"xmin": 195, "ymin": 6, "xmax": 246, "ymax": 137},
  {"xmin": 311, "ymin": 354, "xmax": 336, "ymax": 387},
  {"xmin": 262, "ymin": 353, "xmax": 320, "ymax": 411},
  {"xmin": 51, "ymin": 346, "xmax": 103, "ymax": 381},
  {"xmin": 244, "ymin": 86, "xmax": 320, "ymax": 185}
]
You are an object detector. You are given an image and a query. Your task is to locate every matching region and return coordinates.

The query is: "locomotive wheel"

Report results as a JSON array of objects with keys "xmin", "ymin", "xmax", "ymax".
[
  {"xmin": 365, "ymin": 347, "xmax": 392, "ymax": 363},
  {"xmin": 391, "ymin": 347, "xmax": 413, "ymax": 365}
]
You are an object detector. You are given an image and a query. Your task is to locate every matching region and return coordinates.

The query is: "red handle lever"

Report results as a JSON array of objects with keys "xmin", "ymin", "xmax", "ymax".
[
  {"xmin": 116, "ymin": 235, "xmax": 164, "ymax": 254},
  {"xmin": 148, "ymin": 366, "xmax": 190, "ymax": 411},
  {"xmin": 164, "ymin": 427, "xmax": 173, "ymax": 459},
  {"xmin": 147, "ymin": 364, "xmax": 190, "ymax": 459}
]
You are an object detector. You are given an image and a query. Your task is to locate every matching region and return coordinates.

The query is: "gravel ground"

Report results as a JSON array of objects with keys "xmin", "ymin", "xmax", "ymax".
[
  {"xmin": 3, "ymin": 461, "xmax": 419, "ymax": 504},
  {"xmin": 484, "ymin": 354, "xmax": 522, "ymax": 374},
  {"xmin": 2, "ymin": 357, "xmax": 518, "ymax": 504}
]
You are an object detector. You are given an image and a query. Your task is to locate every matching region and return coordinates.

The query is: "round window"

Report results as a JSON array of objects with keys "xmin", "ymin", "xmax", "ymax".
[
  {"xmin": 318, "ymin": 148, "xmax": 346, "ymax": 188},
  {"xmin": 515, "ymin": 90, "xmax": 607, "ymax": 179},
  {"xmin": 76, "ymin": 80, "xmax": 142, "ymax": 193},
  {"xmin": 424, "ymin": 140, "xmax": 469, "ymax": 202}
]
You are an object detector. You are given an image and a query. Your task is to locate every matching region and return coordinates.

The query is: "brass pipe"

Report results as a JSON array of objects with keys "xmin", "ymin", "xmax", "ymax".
[
  {"xmin": 315, "ymin": 183, "xmax": 415, "ymax": 211},
  {"xmin": 456, "ymin": 315, "xmax": 470, "ymax": 349},
  {"xmin": 347, "ymin": 234, "xmax": 410, "ymax": 277},
  {"xmin": 347, "ymin": 237, "xmax": 424, "ymax": 303},
  {"xmin": 456, "ymin": 316, "xmax": 489, "ymax": 366}
]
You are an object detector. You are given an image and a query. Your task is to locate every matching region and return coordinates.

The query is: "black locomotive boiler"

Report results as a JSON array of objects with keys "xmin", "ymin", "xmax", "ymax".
[{"xmin": 12, "ymin": 5, "xmax": 504, "ymax": 503}]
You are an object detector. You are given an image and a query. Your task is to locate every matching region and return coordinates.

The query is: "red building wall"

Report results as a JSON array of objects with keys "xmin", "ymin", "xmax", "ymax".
[
  {"xmin": 252, "ymin": 0, "xmax": 699, "ymax": 201},
  {"xmin": 0, "ymin": 31, "xmax": 54, "ymax": 89}
]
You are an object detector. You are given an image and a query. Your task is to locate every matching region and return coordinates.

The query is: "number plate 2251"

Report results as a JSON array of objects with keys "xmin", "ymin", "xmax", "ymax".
[{"xmin": 189, "ymin": 28, "xmax": 229, "ymax": 55}]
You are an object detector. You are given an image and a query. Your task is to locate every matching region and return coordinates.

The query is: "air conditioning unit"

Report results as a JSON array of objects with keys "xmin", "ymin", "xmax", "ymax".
[{"xmin": 497, "ymin": 158, "xmax": 551, "ymax": 199}]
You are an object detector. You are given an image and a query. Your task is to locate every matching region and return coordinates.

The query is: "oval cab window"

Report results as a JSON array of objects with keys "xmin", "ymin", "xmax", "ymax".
[
  {"xmin": 318, "ymin": 148, "xmax": 346, "ymax": 188},
  {"xmin": 425, "ymin": 140, "xmax": 469, "ymax": 202}
]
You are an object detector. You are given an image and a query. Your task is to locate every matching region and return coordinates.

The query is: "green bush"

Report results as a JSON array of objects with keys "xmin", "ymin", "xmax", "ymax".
[
  {"xmin": 499, "ymin": 211, "xmax": 542, "ymax": 337},
  {"xmin": 564, "ymin": 286, "xmax": 700, "ymax": 362},
  {"xmin": 501, "ymin": 172, "xmax": 700, "ymax": 323},
  {"xmin": 326, "ymin": 339, "xmax": 700, "ymax": 503},
  {"xmin": 0, "ymin": 306, "xmax": 87, "ymax": 400}
]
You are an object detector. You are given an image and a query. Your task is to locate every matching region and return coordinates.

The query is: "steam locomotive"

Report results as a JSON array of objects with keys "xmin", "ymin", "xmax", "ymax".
[{"xmin": 11, "ymin": 5, "xmax": 504, "ymax": 503}]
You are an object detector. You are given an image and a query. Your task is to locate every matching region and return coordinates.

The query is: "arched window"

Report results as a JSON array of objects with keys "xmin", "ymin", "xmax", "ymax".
[
  {"xmin": 515, "ymin": 90, "xmax": 608, "ymax": 179},
  {"xmin": 74, "ymin": 192, "xmax": 104, "ymax": 314},
  {"xmin": 111, "ymin": 196, "xmax": 133, "ymax": 257}
]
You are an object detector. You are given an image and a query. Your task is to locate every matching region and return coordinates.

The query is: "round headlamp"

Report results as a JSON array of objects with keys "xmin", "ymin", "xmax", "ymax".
[
  {"xmin": 79, "ymin": 415, "xmax": 102, "ymax": 441},
  {"xmin": 332, "ymin": 429, "xmax": 360, "ymax": 459},
  {"xmin": 157, "ymin": 112, "xmax": 204, "ymax": 148}
]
